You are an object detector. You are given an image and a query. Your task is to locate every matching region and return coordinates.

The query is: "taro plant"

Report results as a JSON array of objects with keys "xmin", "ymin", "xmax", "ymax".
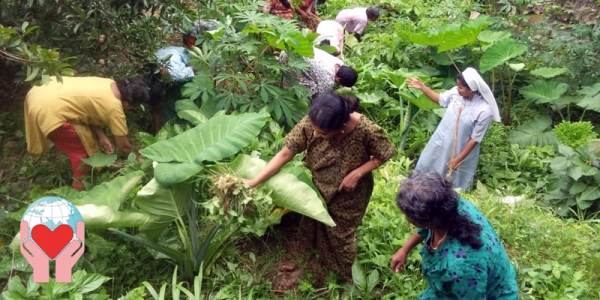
[
  {"xmin": 409, "ymin": 16, "xmax": 536, "ymax": 125},
  {"xmin": 112, "ymin": 112, "xmax": 333, "ymax": 280}
]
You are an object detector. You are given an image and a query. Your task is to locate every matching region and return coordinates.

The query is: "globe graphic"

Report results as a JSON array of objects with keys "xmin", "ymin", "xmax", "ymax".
[{"xmin": 21, "ymin": 196, "xmax": 83, "ymax": 242}]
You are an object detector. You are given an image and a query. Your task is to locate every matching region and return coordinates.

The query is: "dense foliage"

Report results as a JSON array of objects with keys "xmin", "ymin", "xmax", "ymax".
[{"xmin": 1, "ymin": 0, "xmax": 600, "ymax": 299}]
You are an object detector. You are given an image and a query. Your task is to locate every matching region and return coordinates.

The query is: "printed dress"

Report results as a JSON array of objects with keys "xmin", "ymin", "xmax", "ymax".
[
  {"xmin": 280, "ymin": 48, "xmax": 344, "ymax": 97},
  {"xmin": 416, "ymin": 198, "xmax": 519, "ymax": 299},
  {"xmin": 285, "ymin": 115, "xmax": 394, "ymax": 280}
]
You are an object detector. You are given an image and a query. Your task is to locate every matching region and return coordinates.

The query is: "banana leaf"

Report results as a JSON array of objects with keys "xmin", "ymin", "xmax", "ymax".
[{"xmin": 228, "ymin": 154, "xmax": 336, "ymax": 227}]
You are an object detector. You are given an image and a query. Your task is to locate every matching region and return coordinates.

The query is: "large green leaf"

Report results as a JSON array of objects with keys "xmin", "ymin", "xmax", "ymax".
[
  {"xmin": 229, "ymin": 154, "xmax": 336, "ymax": 227},
  {"xmin": 577, "ymin": 93, "xmax": 600, "ymax": 113},
  {"xmin": 175, "ymin": 100, "xmax": 207, "ymax": 125},
  {"xmin": 9, "ymin": 171, "xmax": 149, "ymax": 250},
  {"xmin": 479, "ymin": 38, "xmax": 528, "ymax": 73},
  {"xmin": 399, "ymin": 91, "xmax": 441, "ymax": 110},
  {"xmin": 530, "ymin": 67, "xmax": 570, "ymax": 78},
  {"xmin": 409, "ymin": 31, "xmax": 445, "ymax": 46},
  {"xmin": 519, "ymin": 80, "xmax": 569, "ymax": 104},
  {"xmin": 70, "ymin": 171, "xmax": 145, "ymax": 210},
  {"xmin": 140, "ymin": 112, "xmax": 269, "ymax": 185},
  {"xmin": 153, "ymin": 162, "xmax": 204, "ymax": 187},
  {"xmin": 135, "ymin": 179, "xmax": 192, "ymax": 241},
  {"xmin": 81, "ymin": 153, "xmax": 117, "ymax": 168},
  {"xmin": 477, "ymin": 30, "xmax": 511, "ymax": 44},
  {"xmin": 508, "ymin": 116, "xmax": 558, "ymax": 147},
  {"xmin": 75, "ymin": 205, "xmax": 151, "ymax": 229},
  {"xmin": 141, "ymin": 112, "xmax": 268, "ymax": 163}
]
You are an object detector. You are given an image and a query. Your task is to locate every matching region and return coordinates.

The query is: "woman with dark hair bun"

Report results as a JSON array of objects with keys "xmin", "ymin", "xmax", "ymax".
[
  {"xmin": 24, "ymin": 77, "xmax": 151, "ymax": 190},
  {"xmin": 245, "ymin": 91, "xmax": 394, "ymax": 281},
  {"xmin": 391, "ymin": 172, "xmax": 518, "ymax": 299}
]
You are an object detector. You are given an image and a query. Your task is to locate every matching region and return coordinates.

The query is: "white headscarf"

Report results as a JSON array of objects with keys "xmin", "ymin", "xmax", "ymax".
[{"xmin": 461, "ymin": 67, "xmax": 501, "ymax": 122}]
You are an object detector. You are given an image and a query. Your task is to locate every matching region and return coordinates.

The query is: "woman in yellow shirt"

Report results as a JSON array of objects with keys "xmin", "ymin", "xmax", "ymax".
[{"xmin": 24, "ymin": 77, "xmax": 151, "ymax": 190}]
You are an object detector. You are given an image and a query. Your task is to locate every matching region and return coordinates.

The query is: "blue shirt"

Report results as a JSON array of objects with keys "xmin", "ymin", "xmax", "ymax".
[{"xmin": 154, "ymin": 46, "xmax": 195, "ymax": 82}]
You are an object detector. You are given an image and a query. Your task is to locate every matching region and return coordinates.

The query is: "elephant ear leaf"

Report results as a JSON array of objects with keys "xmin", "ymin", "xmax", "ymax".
[
  {"xmin": 519, "ymin": 80, "xmax": 569, "ymax": 104},
  {"xmin": 135, "ymin": 179, "xmax": 192, "ymax": 241},
  {"xmin": 229, "ymin": 154, "xmax": 336, "ymax": 227},
  {"xmin": 175, "ymin": 99, "xmax": 207, "ymax": 125},
  {"xmin": 530, "ymin": 67, "xmax": 570, "ymax": 78},
  {"xmin": 479, "ymin": 38, "xmax": 528, "ymax": 73},
  {"xmin": 140, "ymin": 112, "xmax": 269, "ymax": 186},
  {"xmin": 508, "ymin": 116, "xmax": 558, "ymax": 147},
  {"xmin": 576, "ymin": 83, "xmax": 600, "ymax": 113}
]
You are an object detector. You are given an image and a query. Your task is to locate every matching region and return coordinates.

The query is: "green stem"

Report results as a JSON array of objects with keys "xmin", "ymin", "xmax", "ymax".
[{"xmin": 580, "ymin": 109, "xmax": 587, "ymax": 121}]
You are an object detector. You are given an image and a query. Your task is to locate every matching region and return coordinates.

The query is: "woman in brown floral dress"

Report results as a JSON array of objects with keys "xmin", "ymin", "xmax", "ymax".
[
  {"xmin": 245, "ymin": 91, "xmax": 395, "ymax": 281},
  {"xmin": 262, "ymin": 0, "xmax": 294, "ymax": 20}
]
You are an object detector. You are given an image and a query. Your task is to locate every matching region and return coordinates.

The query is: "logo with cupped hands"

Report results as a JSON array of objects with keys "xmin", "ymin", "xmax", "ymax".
[{"xmin": 20, "ymin": 196, "xmax": 85, "ymax": 283}]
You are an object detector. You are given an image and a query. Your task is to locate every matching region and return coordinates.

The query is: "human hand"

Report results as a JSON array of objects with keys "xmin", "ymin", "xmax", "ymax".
[
  {"xmin": 55, "ymin": 221, "xmax": 85, "ymax": 282},
  {"xmin": 447, "ymin": 157, "xmax": 462, "ymax": 171},
  {"xmin": 99, "ymin": 135, "xmax": 115, "ymax": 154},
  {"xmin": 243, "ymin": 178, "xmax": 257, "ymax": 189},
  {"xmin": 390, "ymin": 248, "xmax": 408, "ymax": 273},
  {"xmin": 20, "ymin": 221, "xmax": 50, "ymax": 282},
  {"xmin": 405, "ymin": 78, "xmax": 425, "ymax": 90},
  {"xmin": 136, "ymin": 156, "xmax": 145, "ymax": 164},
  {"xmin": 338, "ymin": 170, "xmax": 362, "ymax": 192}
]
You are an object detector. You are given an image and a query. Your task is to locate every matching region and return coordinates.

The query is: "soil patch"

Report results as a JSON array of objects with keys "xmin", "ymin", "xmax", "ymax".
[{"xmin": 237, "ymin": 212, "xmax": 334, "ymax": 296}]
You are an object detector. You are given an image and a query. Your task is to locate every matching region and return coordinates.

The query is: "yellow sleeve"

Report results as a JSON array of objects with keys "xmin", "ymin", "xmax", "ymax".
[{"xmin": 108, "ymin": 107, "xmax": 129, "ymax": 136}]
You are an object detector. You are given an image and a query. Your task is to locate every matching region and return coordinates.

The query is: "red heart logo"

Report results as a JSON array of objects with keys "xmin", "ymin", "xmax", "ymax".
[{"xmin": 31, "ymin": 224, "xmax": 74, "ymax": 259}]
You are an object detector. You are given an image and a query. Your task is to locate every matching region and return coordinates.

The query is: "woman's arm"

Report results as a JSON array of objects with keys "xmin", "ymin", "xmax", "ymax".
[
  {"xmin": 406, "ymin": 78, "xmax": 440, "ymax": 103},
  {"xmin": 91, "ymin": 125, "xmax": 115, "ymax": 154},
  {"xmin": 337, "ymin": 158, "xmax": 381, "ymax": 192},
  {"xmin": 152, "ymin": 106, "xmax": 161, "ymax": 134},
  {"xmin": 390, "ymin": 232, "xmax": 424, "ymax": 272},
  {"xmin": 245, "ymin": 147, "xmax": 296, "ymax": 188},
  {"xmin": 90, "ymin": 125, "xmax": 106, "ymax": 139},
  {"xmin": 114, "ymin": 135, "xmax": 143, "ymax": 162}
]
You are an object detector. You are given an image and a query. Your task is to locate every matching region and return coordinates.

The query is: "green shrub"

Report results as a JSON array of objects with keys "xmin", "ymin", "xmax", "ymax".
[{"xmin": 553, "ymin": 121, "xmax": 598, "ymax": 149}]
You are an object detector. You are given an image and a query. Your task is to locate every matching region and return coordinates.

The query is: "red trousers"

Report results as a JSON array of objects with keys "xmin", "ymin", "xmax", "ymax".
[{"xmin": 47, "ymin": 122, "xmax": 89, "ymax": 190}]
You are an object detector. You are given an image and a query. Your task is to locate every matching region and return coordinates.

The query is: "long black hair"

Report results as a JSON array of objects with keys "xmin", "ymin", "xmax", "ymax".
[
  {"xmin": 115, "ymin": 78, "xmax": 151, "ymax": 106},
  {"xmin": 396, "ymin": 172, "xmax": 483, "ymax": 249},
  {"xmin": 308, "ymin": 92, "xmax": 359, "ymax": 131}
]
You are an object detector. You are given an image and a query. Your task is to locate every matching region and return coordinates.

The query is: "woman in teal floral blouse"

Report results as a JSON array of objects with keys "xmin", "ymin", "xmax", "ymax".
[{"xmin": 390, "ymin": 172, "xmax": 519, "ymax": 299}]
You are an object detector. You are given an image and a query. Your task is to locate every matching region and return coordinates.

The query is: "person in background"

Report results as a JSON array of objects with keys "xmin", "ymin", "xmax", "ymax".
[
  {"xmin": 335, "ymin": 6, "xmax": 381, "ymax": 42},
  {"xmin": 390, "ymin": 172, "xmax": 519, "ymax": 299},
  {"xmin": 24, "ymin": 77, "xmax": 152, "ymax": 190},
  {"xmin": 405, "ymin": 67, "xmax": 501, "ymax": 191},
  {"xmin": 316, "ymin": 20, "xmax": 345, "ymax": 58},
  {"xmin": 279, "ymin": 47, "xmax": 358, "ymax": 100},
  {"xmin": 296, "ymin": 0, "xmax": 324, "ymax": 31},
  {"xmin": 262, "ymin": 0, "xmax": 294, "ymax": 20},
  {"xmin": 149, "ymin": 20, "xmax": 221, "ymax": 133},
  {"xmin": 245, "ymin": 91, "xmax": 395, "ymax": 282}
]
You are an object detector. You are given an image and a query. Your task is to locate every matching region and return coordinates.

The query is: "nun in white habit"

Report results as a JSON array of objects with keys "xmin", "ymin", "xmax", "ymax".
[{"xmin": 406, "ymin": 67, "xmax": 501, "ymax": 191}]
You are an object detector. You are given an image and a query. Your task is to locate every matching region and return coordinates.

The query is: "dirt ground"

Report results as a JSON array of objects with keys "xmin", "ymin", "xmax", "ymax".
[
  {"xmin": 238, "ymin": 212, "xmax": 334, "ymax": 294},
  {"xmin": 530, "ymin": 0, "xmax": 600, "ymax": 24}
]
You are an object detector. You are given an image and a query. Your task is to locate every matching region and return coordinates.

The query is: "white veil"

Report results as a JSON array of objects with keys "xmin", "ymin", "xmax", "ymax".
[{"xmin": 462, "ymin": 67, "xmax": 501, "ymax": 122}]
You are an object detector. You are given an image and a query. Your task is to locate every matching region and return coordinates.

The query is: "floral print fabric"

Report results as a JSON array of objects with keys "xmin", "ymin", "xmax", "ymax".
[{"xmin": 416, "ymin": 198, "xmax": 519, "ymax": 299}]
